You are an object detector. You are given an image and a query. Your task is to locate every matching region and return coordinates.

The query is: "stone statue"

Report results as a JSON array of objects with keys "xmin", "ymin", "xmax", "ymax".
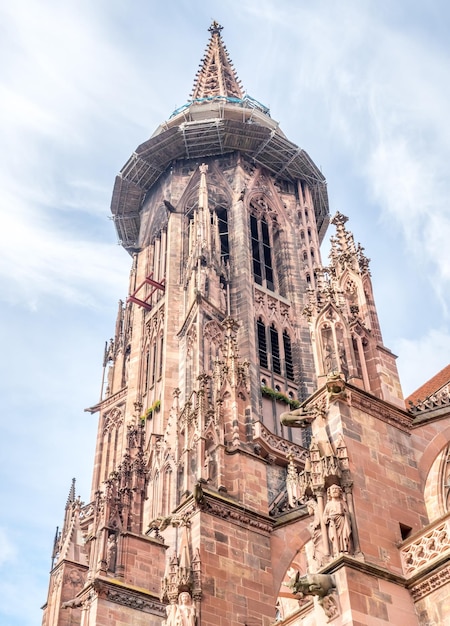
[
  {"xmin": 323, "ymin": 484, "xmax": 351, "ymax": 556},
  {"xmin": 164, "ymin": 592, "xmax": 196, "ymax": 626},
  {"xmin": 323, "ymin": 339, "xmax": 338, "ymax": 373},
  {"xmin": 286, "ymin": 460, "xmax": 300, "ymax": 508},
  {"xmin": 307, "ymin": 499, "xmax": 324, "ymax": 565},
  {"xmin": 106, "ymin": 533, "xmax": 117, "ymax": 572},
  {"xmin": 163, "ymin": 604, "xmax": 177, "ymax": 626}
]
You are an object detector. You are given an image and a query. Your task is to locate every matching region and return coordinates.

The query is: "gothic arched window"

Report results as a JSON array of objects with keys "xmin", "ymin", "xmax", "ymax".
[
  {"xmin": 257, "ymin": 318, "xmax": 268, "ymax": 369},
  {"xmin": 158, "ymin": 335, "xmax": 164, "ymax": 380},
  {"xmin": 283, "ymin": 331, "xmax": 295, "ymax": 381},
  {"xmin": 216, "ymin": 207, "xmax": 229, "ymax": 264},
  {"xmin": 143, "ymin": 348, "xmax": 150, "ymax": 393},
  {"xmin": 270, "ymin": 324, "xmax": 281, "ymax": 374},
  {"xmin": 151, "ymin": 470, "xmax": 161, "ymax": 519},
  {"xmin": 250, "ymin": 213, "xmax": 275, "ymax": 291},
  {"xmin": 257, "ymin": 322, "xmax": 295, "ymax": 382},
  {"xmin": 163, "ymin": 466, "xmax": 173, "ymax": 517},
  {"xmin": 150, "ymin": 340, "xmax": 157, "ymax": 388},
  {"xmin": 102, "ymin": 408, "xmax": 123, "ymax": 482}
]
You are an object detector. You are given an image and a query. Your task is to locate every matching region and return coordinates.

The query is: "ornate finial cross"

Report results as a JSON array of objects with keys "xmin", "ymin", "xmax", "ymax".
[{"xmin": 209, "ymin": 20, "xmax": 223, "ymax": 35}]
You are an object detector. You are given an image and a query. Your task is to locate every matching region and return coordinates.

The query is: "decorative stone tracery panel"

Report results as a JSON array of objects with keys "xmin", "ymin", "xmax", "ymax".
[{"xmin": 401, "ymin": 516, "xmax": 450, "ymax": 577}]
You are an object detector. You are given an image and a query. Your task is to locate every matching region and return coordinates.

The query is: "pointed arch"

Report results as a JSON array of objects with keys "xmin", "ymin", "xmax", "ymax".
[
  {"xmin": 420, "ymin": 427, "xmax": 450, "ymax": 522},
  {"xmin": 282, "ymin": 329, "xmax": 295, "ymax": 381},
  {"xmin": 257, "ymin": 317, "xmax": 268, "ymax": 369},
  {"xmin": 249, "ymin": 195, "xmax": 281, "ymax": 293},
  {"xmin": 185, "ymin": 325, "xmax": 197, "ymax": 399},
  {"xmin": 101, "ymin": 407, "xmax": 124, "ymax": 483},
  {"xmin": 315, "ymin": 305, "xmax": 353, "ymax": 377},
  {"xmin": 271, "ymin": 521, "xmax": 312, "ymax": 612},
  {"xmin": 162, "ymin": 462, "xmax": 174, "ymax": 517},
  {"xmin": 270, "ymin": 323, "xmax": 281, "ymax": 375},
  {"xmin": 203, "ymin": 319, "xmax": 224, "ymax": 374}
]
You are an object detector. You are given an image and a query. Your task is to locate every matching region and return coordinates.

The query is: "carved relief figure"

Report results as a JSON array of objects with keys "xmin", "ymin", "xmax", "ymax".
[
  {"xmin": 323, "ymin": 485, "xmax": 352, "ymax": 556},
  {"xmin": 163, "ymin": 604, "xmax": 177, "ymax": 626},
  {"xmin": 307, "ymin": 499, "xmax": 324, "ymax": 565},
  {"xmin": 286, "ymin": 459, "xmax": 299, "ymax": 508},
  {"xmin": 174, "ymin": 592, "xmax": 196, "ymax": 626},
  {"xmin": 319, "ymin": 593, "xmax": 339, "ymax": 620},
  {"xmin": 322, "ymin": 327, "xmax": 337, "ymax": 373},
  {"xmin": 106, "ymin": 533, "xmax": 117, "ymax": 572}
]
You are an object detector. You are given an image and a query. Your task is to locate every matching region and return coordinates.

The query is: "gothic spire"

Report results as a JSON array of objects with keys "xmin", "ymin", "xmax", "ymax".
[
  {"xmin": 66, "ymin": 477, "xmax": 76, "ymax": 508},
  {"xmin": 190, "ymin": 22, "xmax": 244, "ymax": 100}
]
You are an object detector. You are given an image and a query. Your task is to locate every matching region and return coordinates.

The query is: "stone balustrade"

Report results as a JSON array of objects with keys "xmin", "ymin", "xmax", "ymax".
[{"xmin": 400, "ymin": 512, "xmax": 450, "ymax": 577}]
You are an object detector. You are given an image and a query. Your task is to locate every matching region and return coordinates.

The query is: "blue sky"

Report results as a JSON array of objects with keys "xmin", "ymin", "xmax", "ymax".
[{"xmin": 1, "ymin": 1, "xmax": 449, "ymax": 624}]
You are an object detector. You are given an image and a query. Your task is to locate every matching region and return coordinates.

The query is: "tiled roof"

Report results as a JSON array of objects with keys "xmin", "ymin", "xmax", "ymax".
[{"xmin": 406, "ymin": 363, "xmax": 450, "ymax": 405}]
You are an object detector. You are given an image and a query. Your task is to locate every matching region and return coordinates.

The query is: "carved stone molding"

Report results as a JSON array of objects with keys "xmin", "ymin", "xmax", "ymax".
[
  {"xmin": 94, "ymin": 578, "xmax": 166, "ymax": 617},
  {"xmin": 350, "ymin": 388, "xmax": 412, "ymax": 433},
  {"xmin": 409, "ymin": 563, "xmax": 450, "ymax": 601},
  {"xmin": 198, "ymin": 489, "xmax": 273, "ymax": 535}
]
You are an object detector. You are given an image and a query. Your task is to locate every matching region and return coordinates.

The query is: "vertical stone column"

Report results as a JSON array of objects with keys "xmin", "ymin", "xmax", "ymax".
[{"xmin": 343, "ymin": 483, "xmax": 361, "ymax": 555}]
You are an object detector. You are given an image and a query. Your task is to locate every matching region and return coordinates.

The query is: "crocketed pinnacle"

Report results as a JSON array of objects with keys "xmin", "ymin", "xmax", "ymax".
[
  {"xmin": 190, "ymin": 21, "xmax": 244, "ymax": 100},
  {"xmin": 66, "ymin": 477, "xmax": 76, "ymax": 507}
]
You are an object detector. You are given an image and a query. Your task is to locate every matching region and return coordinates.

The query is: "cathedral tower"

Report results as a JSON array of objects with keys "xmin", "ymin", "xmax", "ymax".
[{"xmin": 42, "ymin": 23, "xmax": 450, "ymax": 626}]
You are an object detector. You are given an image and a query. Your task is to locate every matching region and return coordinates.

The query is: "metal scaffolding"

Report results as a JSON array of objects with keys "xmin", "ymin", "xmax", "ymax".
[{"xmin": 111, "ymin": 98, "xmax": 329, "ymax": 251}]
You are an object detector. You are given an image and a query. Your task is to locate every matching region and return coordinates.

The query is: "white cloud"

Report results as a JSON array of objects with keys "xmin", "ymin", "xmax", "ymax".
[
  {"xmin": 0, "ymin": 187, "xmax": 128, "ymax": 309},
  {"xmin": 393, "ymin": 329, "xmax": 450, "ymax": 397}
]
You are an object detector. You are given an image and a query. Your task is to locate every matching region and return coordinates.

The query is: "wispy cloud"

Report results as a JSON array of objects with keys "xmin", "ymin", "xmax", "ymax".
[
  {"xmin": 1, "ymin": 4, "xmax": 449, "ymax": 625},
  {"xmin": 393, "ymin": 329, "xmax": 450, "ymax": 397},
  {"xmin": 0, "ymin": 4, "xmax": 137, "ymax": 309},
  {"xmin": 0, "ymin": 186, "xmax": 128, "ymax": 309}
]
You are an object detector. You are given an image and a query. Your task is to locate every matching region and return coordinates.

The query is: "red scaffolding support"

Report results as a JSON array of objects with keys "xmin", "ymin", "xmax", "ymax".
[{"xmin": 127, "ymin": 274, "xmax": 165, "ymax": 311}]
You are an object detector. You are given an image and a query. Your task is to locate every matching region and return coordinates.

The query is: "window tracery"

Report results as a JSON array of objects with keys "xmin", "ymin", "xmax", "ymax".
[
  {"xmin": 249, "ymin": 197, "xmax": 281, "ymax": 292},
  {"xmin": 440, "ymin": 444, "xmax": 450, "ymax": 514},
  {"xmin": 101, "ymin": 408, "xmax": 124, "ymax": 482},
  {"xmin": 203, "ymin": 320, "xmax": 224, "ymax": 373},
  {"xmin": 257, "ymin": 319, "xmax": 296, "ymax": 382},
  {"xmin": 320, "ymin": 321, "xmax": 349, "ymax": 377}
]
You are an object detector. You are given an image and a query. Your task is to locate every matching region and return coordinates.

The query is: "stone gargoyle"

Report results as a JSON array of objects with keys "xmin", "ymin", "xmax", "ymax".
[
  {"xmin": 287, "ymin": 571, "xmax": 335, "ymax": 599},
  {"xmin": 280, "ymin": 406, "xmax": 315, "ymax": 428}
]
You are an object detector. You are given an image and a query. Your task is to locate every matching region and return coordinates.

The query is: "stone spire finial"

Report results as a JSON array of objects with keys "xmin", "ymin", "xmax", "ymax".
[
  {"xmin": 329, "ymin": 212, "xmax": 370, "ymax": 277},
  {"xmin": 198, "ymin": 163, "xmax": 208, "ymax": 210},
  {"xmin": 190, "ymin": 22, "xmax": 244, "ymax": 100},
  {"xmin": 66, "ymin": 477, "xmax": 76, "ymax": 507}
]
